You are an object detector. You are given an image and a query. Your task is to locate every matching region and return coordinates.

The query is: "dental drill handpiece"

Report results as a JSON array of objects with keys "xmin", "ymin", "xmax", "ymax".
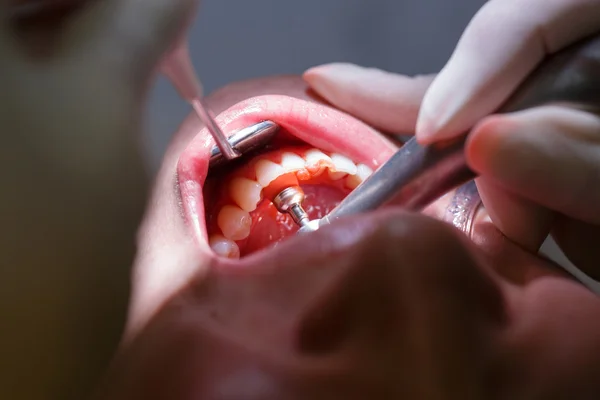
[
  {"xmin": 161, "ymin": 41, "xmax": 240, "ymax": 160},
  {"xmin": 298, "ymin": 32, "xmax": 600, "ymax": 234}
]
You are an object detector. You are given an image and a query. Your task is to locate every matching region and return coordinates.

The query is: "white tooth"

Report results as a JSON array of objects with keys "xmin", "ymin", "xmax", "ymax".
[
  {"xmin": 328, "ymin": 153, "xmax": 357, "ymax": 180},
  {"xmin": 255, "ymin": 159, "xmax": 285, "ymax": 187},
  {"xmin": 304, "ymin": 149, "xmax": 333, "ymax": 166},
  {"xmin": 217, "ymin": 205, "xmax": 252, "ymax": 241},
  {"xmin": 230, "ymin": 177, "xmax": 262, "ymax": 212},
  {"xmin": 304, "ymin": 149, "xmax": 332, "ymax": 176},
  {"xmin": 209, "ymin": 235, "xmax": 240, "ymax": 259},
  {"xmin": 346, "ymin": 164, "xmax": 374, "ymax": 189},
  {"xmin": 280, "ymin": 152, "xmax": 306, "ymax": 172}
]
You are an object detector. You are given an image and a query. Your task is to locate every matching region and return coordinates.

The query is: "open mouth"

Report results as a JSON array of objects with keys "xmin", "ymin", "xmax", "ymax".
[{"xmin": 177, "ymin": 95, "xmax": 398, "ymax": 259}]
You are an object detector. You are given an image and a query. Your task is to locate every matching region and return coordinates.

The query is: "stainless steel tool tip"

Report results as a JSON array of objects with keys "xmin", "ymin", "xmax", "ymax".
[
  {"xmin": 272, "ymin": 186, "xmax": 310, "ymax": 228},
  {"xmin": 209, "ymin": 120, "xmax": 279, "ymax": 169}
]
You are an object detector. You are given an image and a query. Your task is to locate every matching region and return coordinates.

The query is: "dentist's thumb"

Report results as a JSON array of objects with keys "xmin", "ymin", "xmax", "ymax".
[
  {"xmin": 415, "ymin": 0, "xmax": 600, "ymax": 144},
  {"xmin": 467, "ymin": 105, "xmax": 600, "ymax": 263}
]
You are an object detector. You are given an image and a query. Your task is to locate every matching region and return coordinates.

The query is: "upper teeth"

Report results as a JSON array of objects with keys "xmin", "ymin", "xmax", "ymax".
[
  {"xmin": 280, "ymin": 152, "xmax": 306, "ymax": 172},
  {"xmin": 304, "ymin": 149, "xmax": 332, "ymax": 176},
  {"xmin": 328, "ymin": 153, "xmax": 357, "ymax": 180},
  {"xmin": 346, "ymin": 163, "xmax": 373, "ymax": 189},
  {"xmin": 255, "ymin": 159, "xmax": 285, "ymax": 187}
]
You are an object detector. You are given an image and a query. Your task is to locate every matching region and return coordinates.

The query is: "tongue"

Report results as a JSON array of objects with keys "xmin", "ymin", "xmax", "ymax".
[{"xmin": 243, "ymin": 184, "xmax": 345, "ymax": 255}]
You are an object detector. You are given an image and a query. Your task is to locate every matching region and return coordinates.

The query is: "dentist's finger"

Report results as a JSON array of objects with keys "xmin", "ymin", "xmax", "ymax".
[
  {"xmin": 304, "ymin": 63, "xmax": 434, "ymax": 133},
  {"xmin": 475, "ymin": 177, "xmax": 554, "ymax": 252},
  {"xmin": 467, "ymin": 105, "xmax": 600, "ymax": 223},
  {"xmin": 416, "ymin": 0, "xmax": 600, "ymax": 144}
]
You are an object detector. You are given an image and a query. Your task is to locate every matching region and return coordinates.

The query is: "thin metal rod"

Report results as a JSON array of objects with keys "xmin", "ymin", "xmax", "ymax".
[
  {"xmin": 192, "ymin": 98, "xmax": 240, "ymax": 160},
  {"xmin": 321, "ymin": 136, "xmax": 473, "ymax": 224},
  {"xmin": 162, "ymin": 42, "xmax": 240, "ymax": 161}
]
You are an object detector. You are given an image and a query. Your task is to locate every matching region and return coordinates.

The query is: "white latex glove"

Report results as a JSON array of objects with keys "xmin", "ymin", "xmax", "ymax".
[
  {"xmin": 0, "ymin": 0, "xmax": 195, "ymax": 398},
  {"xmin": 303, "ymin": 0, "xmax": 600, "ymax": 280},
  {"xmin": 413, "ymin": 0, "xmax": 600, "ymax": 255}
]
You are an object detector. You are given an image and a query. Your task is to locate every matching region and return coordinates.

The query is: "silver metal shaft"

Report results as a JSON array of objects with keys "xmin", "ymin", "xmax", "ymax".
[
  {"xmin": 192, "ymin": 98, "xmax": 240, "ymax": 161},
  {"xmin": 162, "ymin": 42, "xmax": 241, "ymax": 161},
  {"xmin": 209, "ymin": 121, "xmax": 279, "ymax": 169},
  {"xmin": 300, "ymin": 32, "xmax": 600, "ymax": 234}
]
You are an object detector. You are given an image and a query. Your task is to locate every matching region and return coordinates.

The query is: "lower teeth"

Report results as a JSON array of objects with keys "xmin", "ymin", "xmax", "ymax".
[
  {"xmin": 208, "ymin": 146, "xmax": 373, "ymax": 257},
  {"xmin": 208, "ymin": 235, "xmax": 240, "ymax": 259},
  {"xmin": 217, "ymin": 205, "xmax": 252, "ymax": 241}
]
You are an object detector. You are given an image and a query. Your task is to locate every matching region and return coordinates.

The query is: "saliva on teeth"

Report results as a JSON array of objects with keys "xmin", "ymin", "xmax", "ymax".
[{"xmin": 209, "ymin": 147, "xmax": 373, "ymax": 259}]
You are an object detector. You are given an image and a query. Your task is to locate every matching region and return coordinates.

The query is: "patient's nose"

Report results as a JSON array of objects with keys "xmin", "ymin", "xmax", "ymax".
[
  {"xmin": 297, "ymin": 213, "xmax": 502, "ymax": 345},
  {"xmin": 287, "ymin": 212, "xmax": 507, "ymax": 396},
  {"xmin": 200, "ymin": 212, "xmax": 507, "ymax": 398}
]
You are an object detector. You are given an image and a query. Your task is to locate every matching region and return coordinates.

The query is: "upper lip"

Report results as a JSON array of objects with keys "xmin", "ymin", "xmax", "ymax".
[{"xmin": 176, "ymin": 94, "xmax": 398, "ymax": 248}]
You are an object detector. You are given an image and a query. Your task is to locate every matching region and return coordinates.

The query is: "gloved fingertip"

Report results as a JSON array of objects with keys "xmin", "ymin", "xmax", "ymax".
[
  {"xmin": 302, "ymin": 63, "xmax": 368, "ymax": 110},
  {"xmin": 303, "ymin": 62, "xmax": 362, "ymax": 78},
  {"xmin": 415, "ymin": 114, "xmax": 458, "ymax": 145},
  {"xmin": 414, "ymin": 72, "xmax": 459, "ymax": 144},
  {"xmin": 466, "ymin": 115, "xmax": 520, "ymax": 180},
  {"xmin": 303, "ymin": 63, "xmax": 360, "ymax": 91},
  {"xmin": 476, "ymin": 178, "xmax": 553, "ymax": 252},
  {"xmin": 415, "ymin": 98, "xmax": 465, "ymax": 145},
  {"xmin": 414, "ymin": 113, "xmax": 438, "ymax": 144}
]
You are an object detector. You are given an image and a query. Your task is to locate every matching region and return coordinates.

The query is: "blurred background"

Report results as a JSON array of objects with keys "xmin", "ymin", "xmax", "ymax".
[
  {"xmin": 143, "ymin": 0, "xmax": 599, "ymax": 290},
  {"xmin": 144, "ymin": 0, "xmax": 488, "ymax": 169}
]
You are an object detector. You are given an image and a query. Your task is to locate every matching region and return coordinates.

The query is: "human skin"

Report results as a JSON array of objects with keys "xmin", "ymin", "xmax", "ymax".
[
  {"xmin": 4, "ymin": 1, "xmax": 598, "ymax": 398},
  {"xmin": 91, "ymin": 75, "xmax": 600, "ymax": 399}
]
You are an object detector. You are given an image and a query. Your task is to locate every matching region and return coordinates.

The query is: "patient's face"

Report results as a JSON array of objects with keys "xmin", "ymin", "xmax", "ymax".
[{"xmin": 97, "ymin": 76, "xmax": 600, "ymax": 399}]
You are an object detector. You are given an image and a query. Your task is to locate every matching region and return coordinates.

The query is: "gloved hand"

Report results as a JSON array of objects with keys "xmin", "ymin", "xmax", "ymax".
[
  {"xmin": 0, "ymin": 0, "xmax": 195, "ymax": 398},
  {"xmin": 303, "ymin": 0, "xmax": 600, "ymax": 280}
]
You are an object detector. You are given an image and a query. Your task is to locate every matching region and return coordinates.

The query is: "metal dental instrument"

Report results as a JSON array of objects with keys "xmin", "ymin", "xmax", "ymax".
[
  {"xmin": 162, "ymin": 42, "xmax": 239, "ymax": 160},
  {"xmin": 296, "ymin": 32, "xmax": 600, "ymax": 234},
  {"xmin": 162, "ymin": 42, "xmax": 277, "ymax": 163},
  {"xmin": 209, "ymin": 120, "xmax": 279, "ymax": 169},
  {"xmin": 272, "ymin": 186, "xmax": 311, "ymax": 228}
]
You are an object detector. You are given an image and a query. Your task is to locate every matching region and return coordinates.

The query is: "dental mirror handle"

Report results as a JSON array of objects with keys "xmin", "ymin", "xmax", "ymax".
[
  {"xmin": 161, "ymin": 41, "xmax": 203, "ymax": 102},
  {"xmin": 313, "ymin": 32, "xmax": 600, "ymax": 231},
  {"xmin": 161, "ymin": 41, "xmax": 240, "ymax": 160}
]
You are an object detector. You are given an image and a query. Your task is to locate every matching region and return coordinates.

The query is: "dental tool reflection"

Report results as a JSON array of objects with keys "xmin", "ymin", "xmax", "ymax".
[{"xmin": 161, "ymin": 42, "xmax": 239, "ymax": 160}]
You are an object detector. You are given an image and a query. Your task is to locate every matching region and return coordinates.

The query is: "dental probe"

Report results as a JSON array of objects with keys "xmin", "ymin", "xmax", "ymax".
[
  {"xmin": 161, "ymin": 42, "xmax": 240, "ymax": 160},
  {"xmin": 294, "ymin": 32, "xmax": 600, "ymax": 234}
]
